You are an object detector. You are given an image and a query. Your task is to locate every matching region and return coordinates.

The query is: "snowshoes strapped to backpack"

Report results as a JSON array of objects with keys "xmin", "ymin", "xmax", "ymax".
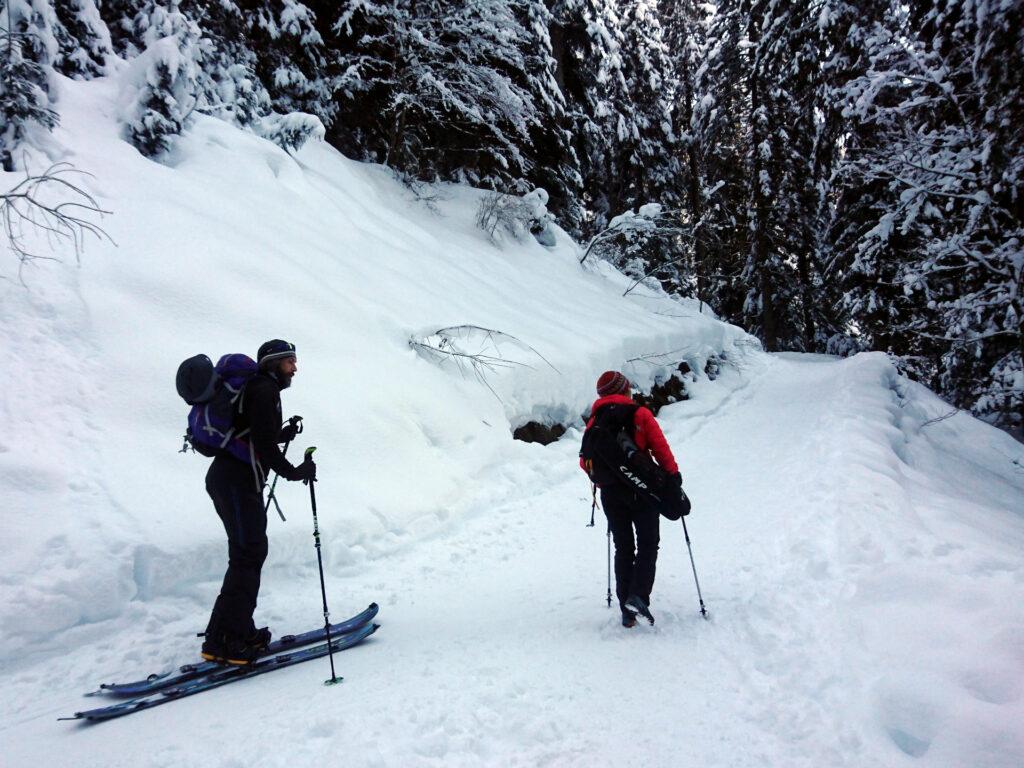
[
  {"xmin": 176, "ymin": 353, "xmax": 258, "ymax": 462},
  {"xmin": 580, "ymin": 403, "xmax": 691, "ymax": 520}
]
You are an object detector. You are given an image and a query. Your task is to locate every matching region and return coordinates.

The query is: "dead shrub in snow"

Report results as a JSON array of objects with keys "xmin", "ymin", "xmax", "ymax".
[
  {"xmin": 475, "ymin": 190, "xmax": 535, "ymax": 243},
  {"xmin": 410, "ymin": 324, "xmax": 559, "ymax": 401},
  {"xmin": 1, "ymin": 162, "xmax": 112, "ymax": 281}
]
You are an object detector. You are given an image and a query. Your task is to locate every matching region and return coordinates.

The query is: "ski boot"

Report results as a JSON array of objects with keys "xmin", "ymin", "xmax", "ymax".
[
  {"xmin": 201, "ymin": 631, "xmax": 261, "ymax": 666},
  {"xmin": 625, "ymin": 594, "xmax": 655, "ymax": 625},
  {"xmin": 246, "ymin": 626, "xmax": 272, "ymax": 653}
]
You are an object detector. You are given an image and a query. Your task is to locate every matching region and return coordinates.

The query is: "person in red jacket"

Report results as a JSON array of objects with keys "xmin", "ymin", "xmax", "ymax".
[{"xmin": 582, "ymin": 370, "xmax": 680, "ymax": 627}]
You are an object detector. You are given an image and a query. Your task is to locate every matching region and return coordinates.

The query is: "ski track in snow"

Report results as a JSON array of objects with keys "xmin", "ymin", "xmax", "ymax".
[{"xmin": 3, "ymin": 351, "xmax": 1023, "ymax": 767}]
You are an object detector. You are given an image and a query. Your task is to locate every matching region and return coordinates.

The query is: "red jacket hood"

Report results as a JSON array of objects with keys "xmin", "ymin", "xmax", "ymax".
[{"xmin": 589, "ymin": 393, "xmax": 635, "ymax": 415}]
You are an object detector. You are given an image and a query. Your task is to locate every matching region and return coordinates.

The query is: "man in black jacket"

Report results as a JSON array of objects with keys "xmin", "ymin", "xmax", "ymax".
[{"xmin": 201, "ymin": 339, "xmax": 316, "ymax": 665}]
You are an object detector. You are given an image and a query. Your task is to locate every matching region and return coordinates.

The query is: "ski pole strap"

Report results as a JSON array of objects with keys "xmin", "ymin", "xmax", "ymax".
[
  {"xmin": 267, "ymin": 489, "xmax": 286, "ymax": 522},
  {"xmin": 588, "ymin": 483, "xmax": 598, "ymax": 527},
  {"xmin": 263, "ymin": 436, "xmax": 294, "ymax": 521}
]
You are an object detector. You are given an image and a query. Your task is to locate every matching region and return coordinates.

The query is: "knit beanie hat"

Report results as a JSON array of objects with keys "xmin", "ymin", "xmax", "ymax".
[
  {"xmin": 596, "ymin": 370, "xmax": 631, "ymax": 396},
  {"xmin": 257, "ymin": 339, "xmax": 297, "ymax": 369}
]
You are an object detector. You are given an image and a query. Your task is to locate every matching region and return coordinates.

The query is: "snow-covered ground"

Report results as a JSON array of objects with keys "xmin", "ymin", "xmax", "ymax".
[{"xmin": 2, "ymin": 76, "xmax": 1023, "ymax": 767}]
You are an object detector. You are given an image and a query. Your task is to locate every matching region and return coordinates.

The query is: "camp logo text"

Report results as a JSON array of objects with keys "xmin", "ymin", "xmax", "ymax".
[{"xmin": 619, "ymin": 466, "xmax": 648, "ymax": 490}]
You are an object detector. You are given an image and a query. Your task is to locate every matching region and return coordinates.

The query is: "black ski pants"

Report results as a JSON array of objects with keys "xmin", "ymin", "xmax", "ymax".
[
  {"xmin": 601, "ymin": 484, "xmax": 660, "ymax": 611},
  {"xmin": 205, "ymin": 454, "xmax": 268, "ymax": 639}
]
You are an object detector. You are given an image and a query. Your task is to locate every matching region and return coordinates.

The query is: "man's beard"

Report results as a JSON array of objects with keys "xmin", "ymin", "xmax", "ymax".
[{"xmin": 273, "ymin": 366, "xmax": 294, "ymax": 388}]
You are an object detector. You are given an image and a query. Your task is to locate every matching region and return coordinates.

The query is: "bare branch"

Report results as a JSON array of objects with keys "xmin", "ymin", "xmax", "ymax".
[
  {"xmin": 409, "ymin": 324, "xmax": 560, "ymax": 403},
  {"xmin": 921, "ymin": 409, "xmax": 959, "ymax": 427},
  {"xmin": 2, "ymin": 161, "xmax": 114, "ymax": 282}
]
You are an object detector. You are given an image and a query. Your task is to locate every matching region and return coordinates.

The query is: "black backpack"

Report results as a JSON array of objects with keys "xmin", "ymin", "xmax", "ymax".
[{"xmin": 580, "ymin": 403, "xmax": 691, "ymax": 520}]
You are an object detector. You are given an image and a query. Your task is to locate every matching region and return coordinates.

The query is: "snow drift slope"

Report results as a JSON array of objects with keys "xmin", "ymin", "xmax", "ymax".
[{"xmin": 0, "ymin": 74, "xmax": 751, "ymax": 661}]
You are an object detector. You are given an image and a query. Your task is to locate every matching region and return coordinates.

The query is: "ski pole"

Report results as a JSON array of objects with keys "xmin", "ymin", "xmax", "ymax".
[
  {"xmin": 587, "ymin": 483, "xmax": 597, "ymax": 527},
  {"xmin": 606, "ymin": 523, "xmax": 613, "ymax": 608},
  {"xmin": 681, "ymin": 516, "xmax": 709, "ymax": 620},
  {"xmin": 265, "ymin": 416, "xmax": 303, "ymax": 522},
  {"xmin": 305, "ymin": 446, "xmax": 341, "ymax": 685}
]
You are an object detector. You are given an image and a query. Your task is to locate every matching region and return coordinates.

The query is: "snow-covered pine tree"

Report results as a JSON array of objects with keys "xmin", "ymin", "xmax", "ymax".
[
  {"xmin": 440, "ymin": 0, "xmax": 537, "ymax": 189},
  {"xmin": 663, "ymin": 0, "xmax": 710, "ymax": 302},
  {"xmin": 333, "ymin": 0, "xmax": 540, "ymax": 195},
  {"xmin": 0, "ymin": 37, "xmax": 58, "ymax": 172},
  {"xmin": 0, "ymin": 0, "xmax": 61, "ymax": 170},
  {"xmin": 746, "ymin": 0, "xmax": 850, "ymax": 352},
  {"xmin": 328, "ymin": 0, "xmax": 394, "ymax": 163},
  {"xmin": 835, "ymin": 0, "xmax": 1023, "ymax": 428},
  {"xmin": 825, "ymin": 6, "xmax": 939, "ymax": 376},
  {"xmin": 179, "ymin": 0, "xmax": 272, "ymax": 129},
  {"xmin": 607, "ymin": 0, "xmax": 678, "ymax": 216},
  {"xmin": 244, "ymin": 0, "xmax": 337, "ymax": 128},
  {"xmin": 97, "ymin": 0, "xmax": 132, "ymax": 55},
  {"xmin": 582, "ymin": 201, "xmax": 694, "ymax": 298},
  {"xmin": 52, "ymin": 0, "xmax": 111, "ymax": 77},
  {"xmin": 580, "ymin": 0, "xmax": 684, "ymax": 291},
  {"xmin": 809, "ymin": 0, "xmax": 889, "ymax": 354},
  {"xmin": 255, "ymin": 110, "xmax": 324, "ymax": 152},
  {"xmin": 121, "ymin": 1, "xmax": 202, "ymax": 158},
  {"xmin": 514, "ymin": 0, "xmax": 583, "ymax": 235},
  {"xmin": 689, "ymin": 0, "xmax": 846, "ymax": 352},
  {"xmin": 730, "ymin": 0, "xmax": 844, "ymax": 351},
  {"xmin": 548, "ymin": 0, "xmax": 616, "ymax": 233},
  {"xmin": 739, "ymin": 0, "xmax": 785, "ymax": 351},
  {"xmin": 105, "ymin": 0, "xmax": 324, "ymax": 148},
  {"xmin": 551, "ymin": 0, "xmax": 678, "ymax": 236},
  {"xmin": 689, "ymin": 0, "xmax": 751, "ymax": 323}
]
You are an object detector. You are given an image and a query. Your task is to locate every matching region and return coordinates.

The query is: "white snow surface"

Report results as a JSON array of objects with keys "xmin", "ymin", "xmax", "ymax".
[{"xmin": 2, "ymin": 77, "xmax": 1023, "ymax": 767}]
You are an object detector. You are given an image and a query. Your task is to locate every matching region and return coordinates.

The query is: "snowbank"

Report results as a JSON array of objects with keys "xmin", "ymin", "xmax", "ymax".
[{"xmin": 0, "ymin": 74, "xmax": 752, "ymax": 661}]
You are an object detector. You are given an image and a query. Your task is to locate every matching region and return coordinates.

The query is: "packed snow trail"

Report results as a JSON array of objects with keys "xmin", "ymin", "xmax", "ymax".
[{"xmin": 4, "ymin": 350, "xmax": 1022, "ymax": 767}]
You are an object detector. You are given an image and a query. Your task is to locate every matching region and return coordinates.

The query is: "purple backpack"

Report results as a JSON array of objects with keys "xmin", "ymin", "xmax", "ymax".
[{"xmin": 176, "ymin": 353, "xmax": 258, "ymax": 462}]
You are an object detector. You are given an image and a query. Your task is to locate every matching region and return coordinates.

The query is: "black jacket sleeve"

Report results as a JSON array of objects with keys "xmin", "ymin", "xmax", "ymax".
[{"xmin": 244, "ymin": 377, "xmax": 297, "ymax": 479}]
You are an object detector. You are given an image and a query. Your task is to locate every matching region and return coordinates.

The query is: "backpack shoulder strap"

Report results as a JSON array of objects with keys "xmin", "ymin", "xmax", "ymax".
[{"xmin": 236, "ymin": 372, "xmax": 273, "ymax": 416}]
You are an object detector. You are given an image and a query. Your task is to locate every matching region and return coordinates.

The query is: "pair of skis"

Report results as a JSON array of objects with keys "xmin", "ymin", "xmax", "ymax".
[{"xmin": 61, "ymin": 603, "xmax": 380, "ymax": 723}]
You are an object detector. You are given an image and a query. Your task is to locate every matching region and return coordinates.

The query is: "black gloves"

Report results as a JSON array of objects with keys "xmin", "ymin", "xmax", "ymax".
[
  {"xmin": 279, "ymin": 417, "xmax": 302, "ymax": 443},
  {"xmin": 289, "ymin": 455, "xmax": 316, "ymax": 483},
  {"xmin": 668, "ymin": 472, "xmax": 690, "ymax": 517}
]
